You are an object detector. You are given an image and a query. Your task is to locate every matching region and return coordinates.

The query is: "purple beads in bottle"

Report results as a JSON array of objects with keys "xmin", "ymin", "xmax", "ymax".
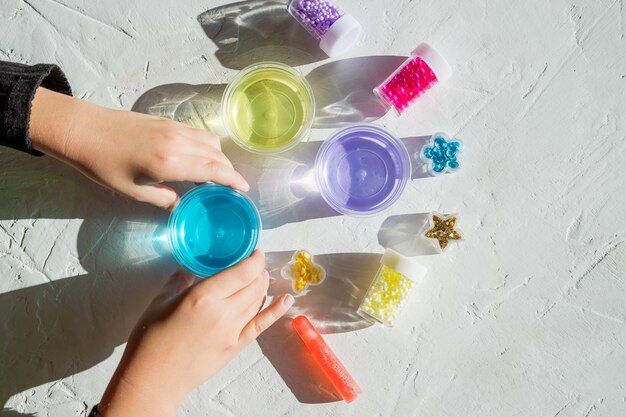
[
  {"xmin": 288, "ymin": 0, "xmax": 361, "ymax": 57},
  {"xmin": 291, "ymin": 0, "xmax": 343, "ymax": 37}
]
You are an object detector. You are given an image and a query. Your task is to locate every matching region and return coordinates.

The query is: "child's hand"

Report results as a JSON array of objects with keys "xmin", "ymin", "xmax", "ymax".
[
  {"xmin": 98, "ymin": 250, "xmax": 294, "ymax": 417},
  {"xmin": 30, "ymin": 87, "xmax": 249, "ymax": 210}
]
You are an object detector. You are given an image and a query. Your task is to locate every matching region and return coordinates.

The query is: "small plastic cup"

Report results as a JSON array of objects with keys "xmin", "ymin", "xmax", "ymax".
[
  {"xmin": 281, "ymin": 249, "xmax": 327, "ymax": 293},
  {"xmin": 419, "ymin": 132, "xmax": 463, "ymax": 176},
  {"xmin": 222, "ymin": 62, "xmax": 315, "ymax": 154},
  {"xmin": 168, "ymin": 185, "xmax": 261, "ymax": 277},
  {"xmin": 315, "ymin": 124, "xmax": 411, "ymax": 216}
]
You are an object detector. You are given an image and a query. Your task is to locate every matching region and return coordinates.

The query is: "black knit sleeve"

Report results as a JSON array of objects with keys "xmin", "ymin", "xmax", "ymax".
[
  {"xmin": 88, "ymin": 405, "xmax": 102, "ymax": 417},
  {"xmin": 0, "ymin": 61, "xmax": 72, "ymax": 156}
]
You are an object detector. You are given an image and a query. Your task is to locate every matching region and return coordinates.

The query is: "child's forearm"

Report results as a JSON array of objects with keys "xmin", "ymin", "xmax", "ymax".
[
  {"xmin": 99, "ymin": 369, "xmax": 178, "ymax": 417},
  {"xmin": 0, "ymin": 61, "xmax": 72, "ymax": 155},
  {"xmin": 30, "ymin": 87, "xmax": 92, "ymax": 160}
]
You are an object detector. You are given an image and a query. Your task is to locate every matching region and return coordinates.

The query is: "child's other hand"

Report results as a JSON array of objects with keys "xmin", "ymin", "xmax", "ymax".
[
  {"xmin": 99, "ymin": 250, "xmax": 294, "ymax": 417},
  {"xmin": 30, "ymin": 88, "xmax": 249, "ymax": 210}
]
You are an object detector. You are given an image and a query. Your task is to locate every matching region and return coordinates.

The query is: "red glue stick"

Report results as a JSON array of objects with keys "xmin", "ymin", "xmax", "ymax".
[{"xmin": 292, "ymin": 315, "xmax": 361, "ymax": 403}]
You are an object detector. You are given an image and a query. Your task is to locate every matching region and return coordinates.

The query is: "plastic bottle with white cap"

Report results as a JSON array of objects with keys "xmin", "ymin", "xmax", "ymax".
[
  {"xmin": 287, "ymin": 0, "xmax": 362, "ymax": 57},
  {"xmin": 357, "ymin": 249, "xmax": 428, "ymax": 327},
  {"xmin": 373, "ymin": 43, "xmax": 452, "ymax": 114}
]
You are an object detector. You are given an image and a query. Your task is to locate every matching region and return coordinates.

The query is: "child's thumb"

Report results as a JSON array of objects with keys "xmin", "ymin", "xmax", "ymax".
[{"xmin": 131, "ymin": 184, "xmax": 179, "ymax": 211}]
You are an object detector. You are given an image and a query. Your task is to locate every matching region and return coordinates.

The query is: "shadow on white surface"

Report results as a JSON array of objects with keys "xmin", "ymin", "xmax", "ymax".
[
  {"xmin": 131, "ymin": 57, "xmax": 408, "ymax": 134},
  {"xmin": 0, "ymin": 150, "xmax": 179, "ymax": 415},
  {"xmin": 378, "ymin": 212, "xmax": 440, "ymax": 256},
  {"xmin": 400, "ymin": 135, "xmax": 437, "ymax": 180},
  {"xmin": 196, "ymin": 1, "xmax": 410, "ymax": 129},
  {"xmin": 132, "ymin": 83, "xmax": 226, "ymax": 134},
  {"xmin": 306, "ymin": 56, "xmax": 406, "ymax": 128},
  {"xmin": 197, "ymin": 0, "xmax": 326, "ymax": 71},
  {"xmin": 266, "ymin": 251, "xmax": 379, "ymax": 332},
  {"xmin": 223, "ymin": 139, "xmax": 340, "ymax": 229},
  {"xmin": 256, "ymin": 251, "xmax": 378, "ymax": 403}
]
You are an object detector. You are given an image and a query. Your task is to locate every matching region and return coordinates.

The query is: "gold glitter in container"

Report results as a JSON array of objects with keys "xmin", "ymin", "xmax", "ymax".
[
  {"xmin": 283, "ymin": 250, "xmax": 326, "ymax": 293},
  {"xmin": 424, "ymin": 213, "xmax": 462, "ymax": 252},
  {"xmin": 357, "ymin": 249, "xmax": 427, "ymax": 327}
]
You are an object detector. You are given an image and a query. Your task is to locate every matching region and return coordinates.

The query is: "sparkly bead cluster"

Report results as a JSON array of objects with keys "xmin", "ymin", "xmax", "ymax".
[
  {"xmin": 378, "ymin": 56, "xmax": 438, "ymax": 113},
  {"xmin": 290, "ymin": 0, "xmax": 344, "ymax": 38},
  {"xmin": 358, "ymin": 265, "xmax": 415, "ymax": 326},
  {"xmin": 290, "ymin": 250, "xmax": 325, "ymax": 292},
  {"xmin": 422, "ymin": 134, "xmax": 461, "ymax": 174}
]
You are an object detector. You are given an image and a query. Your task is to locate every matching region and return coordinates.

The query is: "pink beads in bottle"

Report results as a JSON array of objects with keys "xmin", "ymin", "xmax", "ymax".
[{"xmin": 374, "ymin": 43, "xmax": 452, "ymax": 114}]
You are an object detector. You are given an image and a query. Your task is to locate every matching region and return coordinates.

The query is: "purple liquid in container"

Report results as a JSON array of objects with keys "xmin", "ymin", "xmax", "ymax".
[{"xmin": 316, "ymin": 124, "xmax": 411, "ymax": 216}]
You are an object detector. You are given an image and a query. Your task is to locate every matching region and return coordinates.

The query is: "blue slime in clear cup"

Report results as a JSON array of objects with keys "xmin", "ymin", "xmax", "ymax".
[{"xmin": 168, "ymin": 185, "xmax": 261, "ymax": 277}]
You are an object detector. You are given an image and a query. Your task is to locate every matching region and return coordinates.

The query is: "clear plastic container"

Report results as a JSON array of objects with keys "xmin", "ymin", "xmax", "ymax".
[
  {"xmin": 377, "ymin": 212, "xmax": 463, "ymax": 256},
  {"xmin": 421, "ymin": 212, "xmax": 463, "ymax": 254},
  {"xmin": 168, "ymin": 185, "xmax": 261, "ymax": 277},
  {"xmin": 288, "ymin": 0, "xmax": 361, "ymax": 57},
  {"xmin": 373, "ymin": 43, "xmax": 452, "ymax": 114},
  {"xmin": 315, "ymin": 123, "xmax": 411, "ymax": 216},
  {"xmin": 357, "ymin": 249, "xmax": 427, "ymax": 327},
  {"xmin": 419, "ymin": 132, "xmax": 463, "ymax": 176},
  {"xmin": 281, "ymin": 249, "xmax": 326, "ymax": 293},
  {"xmin": 222, "ymin": 62, "xmax": 315, "ymax": 154}
]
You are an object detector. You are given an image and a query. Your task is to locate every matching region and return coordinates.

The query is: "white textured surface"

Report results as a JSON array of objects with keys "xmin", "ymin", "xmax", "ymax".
[{"xmin": 1, "ymin": 0, "xmax": 626, "ymax": 416}]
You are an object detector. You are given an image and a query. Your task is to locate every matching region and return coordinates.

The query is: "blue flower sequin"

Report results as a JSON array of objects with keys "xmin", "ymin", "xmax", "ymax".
[{"xmin": 421, "ymin": 133, "xmax": 462, "ymax": 175}]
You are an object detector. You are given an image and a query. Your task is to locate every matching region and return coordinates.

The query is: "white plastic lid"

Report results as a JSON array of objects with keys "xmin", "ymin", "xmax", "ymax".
[
  {"xmin": 412, "ymin": 43, "xmax": 452, "ymax": 83},
  {"xmin": 380, "ymin": 249, "xmax": 428, "ymax": 282},
  {"xmin": 319, "ymin": 14, "xmax": 362, "ymax": 57}
]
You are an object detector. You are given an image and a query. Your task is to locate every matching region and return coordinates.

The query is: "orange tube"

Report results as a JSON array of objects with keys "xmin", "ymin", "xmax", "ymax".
[{"xmin": 292, "ymin": 315, "xmax": 361, "ymax": 403}]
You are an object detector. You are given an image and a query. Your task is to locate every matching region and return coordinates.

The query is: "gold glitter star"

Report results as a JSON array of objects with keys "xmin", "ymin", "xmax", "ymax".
[{"xmin": 425, "ymin": 214, "xmax": 462, "ymax": 251}]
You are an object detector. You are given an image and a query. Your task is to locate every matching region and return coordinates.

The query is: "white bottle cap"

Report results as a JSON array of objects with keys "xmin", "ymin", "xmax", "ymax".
[
  {"xmin": 319, "ymin": 14, "xmax": 362, "ymax": 57},
  {"xmin": 380, "ymin": 249, "xmax": 428, "ymax": 283},
  {"xmin": 412, "ymin": 43, "xmax": 452, "ymax": 83}
]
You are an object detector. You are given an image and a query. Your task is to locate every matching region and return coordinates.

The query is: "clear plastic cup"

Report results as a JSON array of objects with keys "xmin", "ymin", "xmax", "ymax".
[
  {"xmin": 168, "ymin": 185, "xmax": 261, "ymax": 277},
  {"xmin": 315, "ymin": 123, "xmax": 411, "ymax": 216},
  {"xmin": 222, "ymin": 62, "xmax": 315, "ymax": 154}
]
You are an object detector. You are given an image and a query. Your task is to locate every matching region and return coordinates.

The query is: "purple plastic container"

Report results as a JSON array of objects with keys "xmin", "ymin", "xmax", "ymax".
[{"xmin": 315, "ymin": 124, "xmax": 411, "ymax": 216}]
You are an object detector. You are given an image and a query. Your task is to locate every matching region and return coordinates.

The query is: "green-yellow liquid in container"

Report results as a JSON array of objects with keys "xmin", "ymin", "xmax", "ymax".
[{"xmin": 225, "ymin": 64, "xmax": 313, "ymax": 153}]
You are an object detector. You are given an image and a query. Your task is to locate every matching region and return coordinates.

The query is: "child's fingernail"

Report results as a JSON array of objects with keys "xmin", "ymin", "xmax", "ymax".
[{"xmin": 283, "ymin": 294, "xmax": 295, "ymax": 309}]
